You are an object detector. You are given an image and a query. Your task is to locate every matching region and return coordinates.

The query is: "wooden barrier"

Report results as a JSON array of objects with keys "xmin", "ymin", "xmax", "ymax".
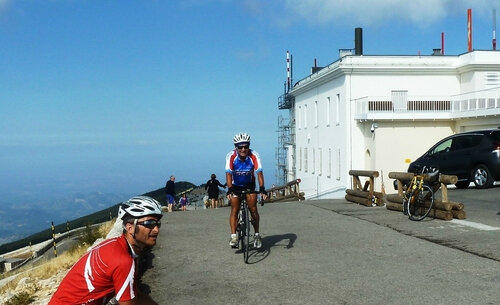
[
  {"xmin": 265, "ymin": 179, "xmax": 305, "ymax": 203},
  {"xmin": 345, "ymin": 170, "xmax": 385, "ymax": 207},
  {"xmin": 386, "ymin": 171, "xmax": 466, "ymax": 220}
]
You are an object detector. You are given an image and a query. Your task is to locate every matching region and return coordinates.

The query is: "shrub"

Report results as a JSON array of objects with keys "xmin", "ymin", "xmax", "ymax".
[
  {"xmin": 5, "ymin": 291, "xmax": 35, "ymax": 305},
  {"xmin": 78, "ymin": 224, "xmax": 102, "ymax": 246}
]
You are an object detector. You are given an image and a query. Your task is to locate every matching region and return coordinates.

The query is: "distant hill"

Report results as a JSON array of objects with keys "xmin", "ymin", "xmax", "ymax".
[
  {"xmin": 0, "ymin": 181, "xmax": 210, "ymax": 255},
  {"xmin": 0, "ymin": 191, "xmax": 131, "ymax": 246}
]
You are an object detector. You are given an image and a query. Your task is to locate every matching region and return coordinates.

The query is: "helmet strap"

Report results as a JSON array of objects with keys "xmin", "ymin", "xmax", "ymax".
[{"xmin": 132, "ymin": 218, "xmax": 138, "ymax": 239}]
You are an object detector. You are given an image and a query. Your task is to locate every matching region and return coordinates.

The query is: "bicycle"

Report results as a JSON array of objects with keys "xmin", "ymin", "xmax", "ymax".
[
  {"xmin": 402, "ymin": 166, "xmax": 439, "ymax": 221},
  {"xmin": 232, "ymin": 189, "xmax": 264, "ymax": 263}
]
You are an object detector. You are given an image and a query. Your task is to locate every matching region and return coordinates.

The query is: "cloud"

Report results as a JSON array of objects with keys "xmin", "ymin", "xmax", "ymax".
[{"xmin": 281, "ymin": 0, "xmax": 498, "ymax": 27}]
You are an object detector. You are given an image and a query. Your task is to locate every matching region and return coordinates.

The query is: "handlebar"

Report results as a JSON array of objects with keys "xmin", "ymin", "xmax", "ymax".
[{"xmin": 229, "ymin": 189, "xmax": 266, "ymax": 206}]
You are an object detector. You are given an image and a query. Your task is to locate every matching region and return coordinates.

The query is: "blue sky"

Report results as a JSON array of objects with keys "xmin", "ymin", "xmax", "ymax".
[{"xmin": 0, "ymin": 0, "xmax": 498, "ymax": 199}]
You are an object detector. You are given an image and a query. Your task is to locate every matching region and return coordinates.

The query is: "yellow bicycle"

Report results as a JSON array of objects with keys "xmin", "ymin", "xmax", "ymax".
[{"xmin": 403, "ymin": 167, "xmax": 439, "ymax": 221}]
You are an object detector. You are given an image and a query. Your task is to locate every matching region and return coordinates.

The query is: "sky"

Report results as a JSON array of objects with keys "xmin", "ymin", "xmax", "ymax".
[{"xmin": 1, "ymin": 0, "xmax": 498, "ymax": 201}]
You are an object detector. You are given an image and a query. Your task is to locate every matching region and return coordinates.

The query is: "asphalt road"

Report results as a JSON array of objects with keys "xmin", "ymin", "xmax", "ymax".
[{"xmin": 141, "ymin": 186, "xmax": 500, "ymax": 305}]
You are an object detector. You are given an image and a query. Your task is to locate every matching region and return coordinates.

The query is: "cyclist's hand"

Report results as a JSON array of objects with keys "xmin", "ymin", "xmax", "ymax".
[
  {"xmin": 226, "ymin": 186, "xmax": 234, "ymax": 200},
  {"xmin": 259, "ymin": 186, "xmax": 268, "ymax": 201}
]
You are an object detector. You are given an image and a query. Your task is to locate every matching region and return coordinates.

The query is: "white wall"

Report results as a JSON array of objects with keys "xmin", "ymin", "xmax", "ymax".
[
  {"xmin": 294, "ymin": 76, "xmax": 348, "ymax": 199},
  {"xmin": 288, "ymin": 51, "xmax": 500, "ymax": 200}
]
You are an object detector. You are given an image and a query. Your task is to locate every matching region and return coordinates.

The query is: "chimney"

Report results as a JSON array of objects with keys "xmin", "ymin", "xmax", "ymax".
[{"xmin": 355, "ymin": 27, "xmax": 363, "ymax": 55}]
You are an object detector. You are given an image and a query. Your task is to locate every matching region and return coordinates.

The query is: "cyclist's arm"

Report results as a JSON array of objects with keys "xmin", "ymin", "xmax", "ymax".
[
  {"xmin": 257, "ymin": 171, "xmax": 268, "ymax": 200},
  {"xmin": 226, "ymin": 172, "xmax": 233, "ymax": 188},
  {"xmin": 257, "ymin": 171, "xmax": 264, "ymax": 190}
]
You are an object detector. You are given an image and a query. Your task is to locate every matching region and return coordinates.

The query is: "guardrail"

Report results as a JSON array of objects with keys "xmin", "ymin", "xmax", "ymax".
[
  {"xmin": 345, "ymin": 170, "xmax": 384, "ymax": 206},
  {"xmin": 265, "ymin": 179, "xmax": 304, "ymax": 203}
]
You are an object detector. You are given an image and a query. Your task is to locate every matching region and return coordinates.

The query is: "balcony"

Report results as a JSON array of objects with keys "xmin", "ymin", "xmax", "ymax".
[{"xmin": 354, "ymin": 87, "xmax": 500, "ymax": 121}]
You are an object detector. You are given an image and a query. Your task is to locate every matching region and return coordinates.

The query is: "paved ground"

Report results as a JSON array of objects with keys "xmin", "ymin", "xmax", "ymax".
[{"xmin": 141, "ymin": 186, "xmax": 500, "ymax": 305}]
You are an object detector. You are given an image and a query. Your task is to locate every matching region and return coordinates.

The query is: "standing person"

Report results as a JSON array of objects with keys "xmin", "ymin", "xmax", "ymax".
[
  {"xmin": 225, "ymin": 132, "xmax": 267, "ymax": 249},
  {"xmin": 205, "ymin": 173, "xmax": 226, "ymax": 208},
  {"xmin": 49, "ymin": 196, "xmax": 163, "ymax": 305},
  {"xmin": 165, "ymin": 175, "xmax": 176, "ymax": 212},
  {"xmin": 179, "ymin": 193, "xmax": 189, "ymax": 211}
]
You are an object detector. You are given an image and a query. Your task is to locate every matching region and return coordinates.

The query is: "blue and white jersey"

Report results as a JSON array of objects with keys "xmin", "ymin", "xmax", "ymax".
[{"xmin": 225, "ymin": 149, "xmax": 263, "ymax": 187}]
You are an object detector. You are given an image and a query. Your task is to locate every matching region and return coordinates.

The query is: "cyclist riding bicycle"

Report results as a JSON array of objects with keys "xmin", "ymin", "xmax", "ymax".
[
  {"xmin": 225, "ymin": 132, "xmax": 268, "ymax": 249},
  {"xmin": 49, "ymin": 196, "xmax": 163, "ymax": 305}
]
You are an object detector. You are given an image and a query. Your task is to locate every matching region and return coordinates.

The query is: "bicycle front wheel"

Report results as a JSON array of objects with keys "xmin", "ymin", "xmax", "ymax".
[
  {"xmin": 243, "ymin": 205, "xmax": 251, "ymax": 263},
  {"xmin": 408, "ymin": 184, "xmax": 434, "ymax": 221}
]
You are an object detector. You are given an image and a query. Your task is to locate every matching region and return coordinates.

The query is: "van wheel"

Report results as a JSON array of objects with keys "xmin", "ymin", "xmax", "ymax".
[
  {"xmin": 472, "ymin": 165, "xmax": 494, "ymax": 189},
  {"xmin": 455, "ymin": 181, "xmax": 470, "ymax": 189}
]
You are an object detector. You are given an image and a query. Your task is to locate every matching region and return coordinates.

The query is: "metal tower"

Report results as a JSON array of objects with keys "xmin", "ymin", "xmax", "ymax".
[{"xmin": 276, "ymin": 51, "xmax": 296, "ymax": 186}]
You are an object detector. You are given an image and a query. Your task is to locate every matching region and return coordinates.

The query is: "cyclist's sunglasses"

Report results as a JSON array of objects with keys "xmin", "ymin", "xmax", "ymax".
[
  {"xmin": 137, "ymin": 219, "xmax": 161, "ymax": 229},
  {"xmin": 237, "ymin": 145, "xmax": 249, "ymax": 150}
]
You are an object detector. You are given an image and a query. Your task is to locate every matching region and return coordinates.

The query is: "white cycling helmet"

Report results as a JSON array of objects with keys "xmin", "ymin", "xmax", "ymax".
[
  {"xmin": 233, "ymin": 132, "xmax": 251, "ymax": 146},
  {"xmin": 119, "ymin": 196, "xmax": 163, "ymax": 220}
]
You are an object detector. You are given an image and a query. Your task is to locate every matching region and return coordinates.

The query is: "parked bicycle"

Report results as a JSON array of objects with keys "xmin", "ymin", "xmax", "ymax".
[
  {"xmin": 233, "ymin": 189, "xmax": 264, "ymax": 263},
  {"xmin": 402, "ymin": 166, "xmax": 439, "ymax": 221}
]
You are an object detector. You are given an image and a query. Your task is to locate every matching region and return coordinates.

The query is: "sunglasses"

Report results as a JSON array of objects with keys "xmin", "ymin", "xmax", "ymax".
[
  {"xmin": 137, "ymin": 219, "xmax": 161, "ymax": 229},
  {"xmin": 237, "ymin": 145, "xmax": 249, "ymax": 150}
]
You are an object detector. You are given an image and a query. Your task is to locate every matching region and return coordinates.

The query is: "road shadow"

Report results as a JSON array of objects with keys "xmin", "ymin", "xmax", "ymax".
[
  {"xmin": 245, "ymin": 233, "xmax": 297, "ymax": 264},
  {"xmin": 137, "ymin": 248, "xmax": 155, "ymax": 295}
]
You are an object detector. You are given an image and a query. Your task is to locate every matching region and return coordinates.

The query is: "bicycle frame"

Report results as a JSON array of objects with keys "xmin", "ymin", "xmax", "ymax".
[
  {"xmin": 233, "ymin": 190, "xmax": 255, "ymax": 263},
  {"xmin": 403, "ymin": 167, "xmax": 436, "ymax": 221}
]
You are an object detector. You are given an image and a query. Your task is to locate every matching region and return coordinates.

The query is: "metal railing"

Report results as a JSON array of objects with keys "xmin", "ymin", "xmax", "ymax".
[{"xmin": 354, "ymin": 87, "xmax": 500, "ymax": 120}]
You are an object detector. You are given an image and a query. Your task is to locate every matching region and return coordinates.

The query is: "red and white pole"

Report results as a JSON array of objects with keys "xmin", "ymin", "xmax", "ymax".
[{"xmin": 467, "ymin": 8, "xmax": 473, "ymax": 52}]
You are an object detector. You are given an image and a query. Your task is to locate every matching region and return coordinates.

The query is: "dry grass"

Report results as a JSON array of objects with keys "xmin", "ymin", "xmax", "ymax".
[{"xmin": 0, "ymin": 220, "xmax": 115, "ymax": 295}]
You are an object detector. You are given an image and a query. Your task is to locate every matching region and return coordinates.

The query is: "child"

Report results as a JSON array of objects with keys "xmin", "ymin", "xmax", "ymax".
[{"xmin": 179, "ymin": 193, "xmax": 189, "ymax": 211}]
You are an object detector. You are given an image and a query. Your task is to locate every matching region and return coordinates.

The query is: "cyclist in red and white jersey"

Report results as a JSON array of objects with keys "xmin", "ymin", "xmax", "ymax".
[
  {"xmin": 225, "ymin": 132, "xmax": 268, "ymax": 249},
  {"xmin": 49, "ymin": 196, "xmax": 163, "ymax": 305}
]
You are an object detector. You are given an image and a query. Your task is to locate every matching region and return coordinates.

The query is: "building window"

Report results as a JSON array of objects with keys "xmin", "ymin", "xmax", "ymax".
[
  {"xmin": 335, "ymin": 94, "xmax": 340, "ymax": 125},
  {"xmin": 298, "ymin": 106, "xmax": 302, "ymax": 129},
  {"xmin": 312, "ymin": 148, "xmax": 315, "ymax": 174},
  {"xmin": 304, "ymin": 104, "xmax": 308, "ymax": 129},
  {"xmin": 314, "ymin": 101, "xmax": 318, "ymax": 127},
  {"xmin": 327, "ymin": 148, "xmax": 332, "ymax": 178},
  {"xmin": 326, "ymin": 97, "xmax": 331, "ymax": 126},
  {"xmin": 299, "ymin": 147, "xmax": 302, "ymax": 171},
  {"xmin": 336, "ymin": 148, "xmax": 341, "ymax": 181},
  {"xmin": 304, "ymin": 148, "xmax": 308, "ymax": 172},
  {"xmin": 318, "ymin": 148, "xmax": 322, "ymax": 176}
]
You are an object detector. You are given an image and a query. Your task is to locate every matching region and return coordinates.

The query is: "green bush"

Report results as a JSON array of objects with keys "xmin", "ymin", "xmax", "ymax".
[
  {"xmin": 5, "ymin": 291, "xmax": 35, "ymax": 305},
  {"xmin": 78, "ymin": 224, "xmax": 102, "ymax": 246}
]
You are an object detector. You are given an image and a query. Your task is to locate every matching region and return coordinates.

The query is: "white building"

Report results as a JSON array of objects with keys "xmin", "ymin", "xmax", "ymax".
[{"xmin": 278, "ymin": 50, "xmax": 500, "ymax": 199}]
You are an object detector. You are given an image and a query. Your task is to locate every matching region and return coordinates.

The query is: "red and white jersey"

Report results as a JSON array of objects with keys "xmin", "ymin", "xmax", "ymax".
[{"xmin": 49, "ymin": 235, "xmax": 138, "ymax": 305}]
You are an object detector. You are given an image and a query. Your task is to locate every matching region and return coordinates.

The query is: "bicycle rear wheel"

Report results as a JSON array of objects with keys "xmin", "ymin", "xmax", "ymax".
[
  {"xmin": 402, "ymin": 190, "xmax": 414, "ymax": 216},
  {"xmin": 408, "ymin": 184, "xmax": 434, "ymax": 221},
  {"xmin": 242, "ymin": 204, "xmax": 250, "ymax": 263}
]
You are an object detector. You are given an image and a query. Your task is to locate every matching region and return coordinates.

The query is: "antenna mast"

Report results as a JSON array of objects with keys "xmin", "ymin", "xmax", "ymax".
[{"xmin": 493, "ymin": 9, "xmax": 497, "ymax": 50}]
